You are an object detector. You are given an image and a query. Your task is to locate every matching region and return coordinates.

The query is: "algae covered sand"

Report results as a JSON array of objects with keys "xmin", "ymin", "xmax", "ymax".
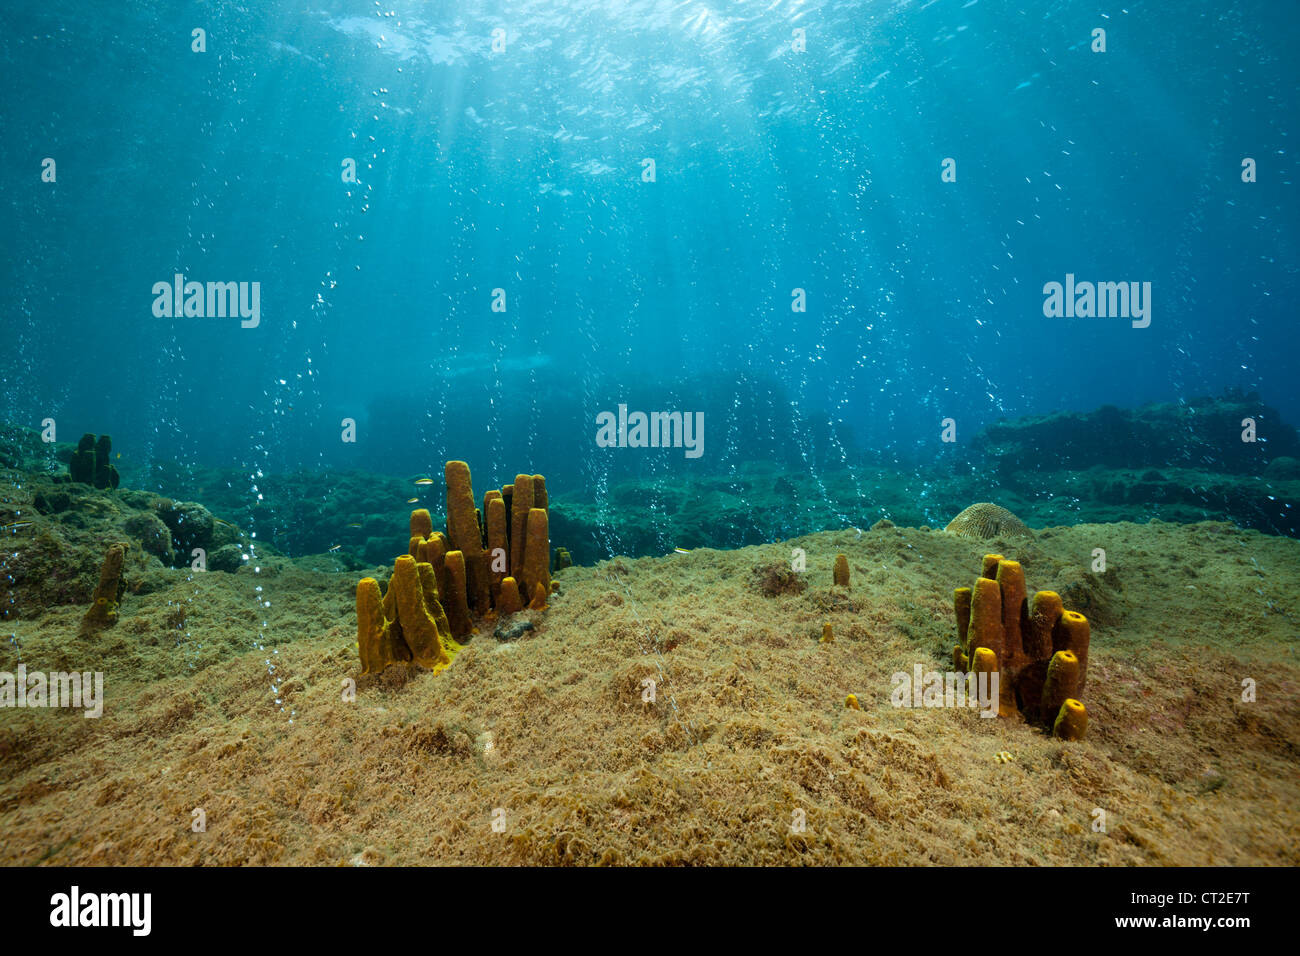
[{"xmin": 1, "ymin": 518, "xmax": 1297, "ymax": 866}]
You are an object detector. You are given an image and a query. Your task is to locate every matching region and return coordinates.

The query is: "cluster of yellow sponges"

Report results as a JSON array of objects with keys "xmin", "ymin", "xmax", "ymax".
[
  {"xmin": 357, "ymin": 460, "xmax": 552, "ymax": 676},
  {"xmin": 953, "ymin": 554, "xmax": 1091, "ymax": 740},
  {"xmin": 357, "ymin": 555, "xmax": 461, "ymax": 675}
]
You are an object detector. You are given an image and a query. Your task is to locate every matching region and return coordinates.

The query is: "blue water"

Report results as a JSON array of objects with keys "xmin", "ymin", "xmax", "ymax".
[{"xmin": 3, "ymin": 1, "xmax": 1297, "ymax": 527}]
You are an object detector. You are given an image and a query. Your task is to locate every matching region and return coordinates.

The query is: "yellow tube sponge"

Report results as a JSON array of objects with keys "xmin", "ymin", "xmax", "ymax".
[
  {"xmin": 418, "ymin": 563, "xmax": 461, "ymax": 674},
  {"xmin": 445, "ymin": 461, "xmax": 491, "ymax": 614},
  {"xmin": 442, "ymin": 462, "xmax": 478, "ymax": 549},
  {"xmin": 954, "ymin": 587, "xmax": 972, "ymax": 651},
  {"xmin": 510, "ymin": 473, "xmax": 534, "ymax": 576},
  {"xmin": 1041, "ymin": 650, "xmax": 1080, "ymax": 723},
  {"xmin": 416, "ymin": 561, "xmax": 453, "ymax": 640},
  {"xmin": 528, "ymin": 581, "xmax": 549, "ymax": 611},
  {"xmin": 981, "ymin": 553, "xmax": 1005, "ymax": 580},
  {"xmin": 833, "ymin": 553, "xmax": 850, "ymax": 587},
  {"xmin": 497, "ymin": 576, "xmax": 523, "ymax": 615},
  {"xmin": 391, "ymin": 555, "xmax": 449, "ymax": 669},
  {"xmin": 1026, "ymin": 590, "xmax": 1063, "ymax": 660},
  {"xmin": 995, "ymin": 559, "xmax": 1027, "ymax": 660},
  {"xmin": 845, "ymin": 694, "xmax": 861, "ymax": 710},
  {"xmin": 1053, "ymin": 699, "xmax": 1088, "ymax": 741},
  {"xmin": 426, "ymin": 532, "xmax": 449, "ymax": 600},
  {"xmin": 485, "ymin": 495, "xmax": 508, "ymax": 604},
  {"xmin": 968, "ymin": 577, "xmax": 1004, "ymax": 663},
  {"xmin": 970, "ymin": 645, "xmax": 1012, "ymax": 717},
  {"xmin": 971, "ymin": 646, "xmax": 998, "ymax": 676},
  {"xmin": 83, "ymin": 543, "xmax": 127, "ymax": 628},
  {"xmin": 532, "ymin": 474, "xmax": 548, "ymax": 511},
  {"xmin": 1053, "ymin": 610, "xmax": 1091, "ymax": 692},
  {"xmin": 821, "ymin": 622, "xmax": 834, "ymax": 644},
  {"xmin": 410, "ymin": 508, "xmax": 433, "ymax": 540},
  {"xmin": 520, "ymin": 506, "xmax": 550, "ymax": 603},
  {"xmin": 441, "ymin": 550, "xmax": 474, "ymax": 638},
  {"xmin": 356, "ymin": 577, "xmax": 390, "ymax": 675}
]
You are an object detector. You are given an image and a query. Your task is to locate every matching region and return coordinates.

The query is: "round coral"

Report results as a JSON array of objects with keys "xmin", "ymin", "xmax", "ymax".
[{"xmin": 944, "ymin": 503, "xmax": 1030, "ymax": 538}]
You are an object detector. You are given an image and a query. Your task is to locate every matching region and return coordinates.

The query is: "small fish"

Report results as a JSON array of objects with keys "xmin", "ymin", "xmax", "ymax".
[
  {"xmin": 328, "ymin": 544, "xmax": 342, "ymax": 552},
  {"xmin": 116, "ymin": 453, "xmax": 121, "ymax": 459},
  {"xmin": 2, "ymin": 521, "xmax": 34, "ymax": 531},
  {"xmin": 672, "ymin": 547, "xmax": 691, "ymax": 554},
  {"xmin": 413, "ymin": 478, "xmax": 435, "ymax": 486},
  {"xmin": 406, "ymin": 497, "xmax": 419, "ymax": 504},
  {"xmin": 346, "ymin": 522, "xmax": 362, "ymax": 528}
]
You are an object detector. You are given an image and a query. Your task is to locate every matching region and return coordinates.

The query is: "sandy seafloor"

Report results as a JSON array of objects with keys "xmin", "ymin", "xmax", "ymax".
[{"xmin": 1, "ymin": 519, "xmax": 1297, "ymax": 866}]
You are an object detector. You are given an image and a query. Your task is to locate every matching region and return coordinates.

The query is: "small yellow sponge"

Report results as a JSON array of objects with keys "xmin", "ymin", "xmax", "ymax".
[
  {"xmin": 356, "ymin": 577, "xmax": 388, "ymax": 675},
  {"xmin": 497, "ymin": 576, "xmax": 524, "ymax": 615},
  {"xmin": 410, "ymin": 508, "xmax": 434, "ymax": 540},
  {"xmin": 1041, "ymin": 650, "xmax": 1080, "ymax": 722},
  {"xmin": 980, "ymin": 553, "xmax": 1005, "ymax": 580},
  {"xmin": 1053, "ymin": 610, "xmax": 1091, "ymax": 692},
  {"xmin": 1053, "ymin": 698, "xmax": 1088, "ymax": 741}
]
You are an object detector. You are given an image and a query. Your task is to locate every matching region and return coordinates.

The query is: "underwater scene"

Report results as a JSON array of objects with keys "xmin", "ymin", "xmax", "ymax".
[{"xmin": 1, "ymin": 0, "xmax": 1298, "ymax": 876}]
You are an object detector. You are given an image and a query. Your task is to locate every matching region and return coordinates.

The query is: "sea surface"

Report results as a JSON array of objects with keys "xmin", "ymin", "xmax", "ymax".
[{"xmin": 3, "ymin": 0, "xmax": 1296, "ymax": 533}]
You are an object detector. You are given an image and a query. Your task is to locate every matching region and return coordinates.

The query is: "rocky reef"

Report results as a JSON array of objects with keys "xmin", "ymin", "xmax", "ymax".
[
  {"xmin": 131, "ymin": 464, "xmax": 420, "ymax": 567},
  {"xmin": 0, "ymin": 470, "xmax": 257, "ymax": 622},
  {"xmin": 966, "ymin": 393, "xmax": 1300, "ymax": 538},
  {"xmin": 971, "ymin": 391, "xmax": 1300, "ymax": 475}
]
